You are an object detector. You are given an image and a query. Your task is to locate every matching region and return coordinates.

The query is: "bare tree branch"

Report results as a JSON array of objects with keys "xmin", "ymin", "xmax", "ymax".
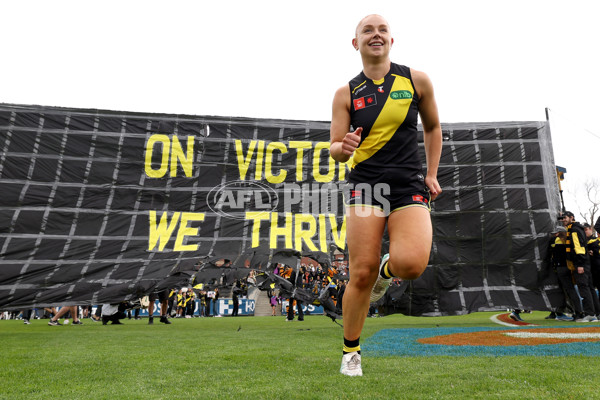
[{"xmin": 580, "ymin": 177, "xmax": 600, "ymax": 228}]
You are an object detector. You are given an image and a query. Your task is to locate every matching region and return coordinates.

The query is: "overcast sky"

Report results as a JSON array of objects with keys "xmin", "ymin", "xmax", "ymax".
[{"xmin": 2, "ymin": 0, "xmax": 598, "ymax": 220}]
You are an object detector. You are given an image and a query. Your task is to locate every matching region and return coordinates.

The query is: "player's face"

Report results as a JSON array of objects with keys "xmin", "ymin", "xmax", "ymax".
[{"xmin": 353, "ymin": 15, "xmax": 393, "ymax": 57}]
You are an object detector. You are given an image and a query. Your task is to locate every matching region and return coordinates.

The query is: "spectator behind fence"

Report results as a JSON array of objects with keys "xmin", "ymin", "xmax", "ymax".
[
  {"xmin": 270, "ymin": 293, "xmax": 279, "ymax": 316},
  {"xmin": 232, "ymin": 281, "xmax": 242, "ymax": 317},
  {"xmin": 185, "ymin": 289, "xmax": 195, "ymax": 318},
  {"xmin": 200, "ymin": 291, "xmax": 208, "ymax": 317},
  {"xmin": 176, "ymin": 288, "xmax": 185, "ymax": 318},
  {"xmin": 212, "ymin": 287, "xmax": 221, "ymax": 317}
]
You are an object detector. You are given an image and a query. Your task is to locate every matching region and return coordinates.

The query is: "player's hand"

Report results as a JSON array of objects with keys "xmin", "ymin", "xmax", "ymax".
[
  {"xmin": 340, "ymin": 127, "xmax": 362, "ymax": 156},
  {"xmin": 425, "ymin": 176, "xmax": 442, "ymax": 201},
  {"xmin": 577, "ymin": 266, "xmax": 584, "ymax": 274}
]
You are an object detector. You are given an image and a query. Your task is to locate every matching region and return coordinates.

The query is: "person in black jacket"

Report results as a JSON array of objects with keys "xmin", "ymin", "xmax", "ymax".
[
  {"xmin": 584, "ymin": 223, "xmax": 600, "ymax": 298},
  {"xmin": 232, "ymin": 281, "xmax": 241, "ymax": 317},
  {"xmin": 548, "ymin": 226, "xmax": 579, "ymax": 321},
  {"xmin": 562, "ymin": 211, "xmax": 600, "ymax": 321}
]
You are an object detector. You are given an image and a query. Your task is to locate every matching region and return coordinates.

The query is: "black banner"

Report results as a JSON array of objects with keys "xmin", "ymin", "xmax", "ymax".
[{"xmin": 0, "ymin": 103, "xmax": 563, "ymax": 315}]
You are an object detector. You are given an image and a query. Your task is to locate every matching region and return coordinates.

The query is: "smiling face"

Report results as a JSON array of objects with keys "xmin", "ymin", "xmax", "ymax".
[
  {"xmin": 352, "ymin": 14, "xmax": 393, "ymax": 59},
  {"xmin": 562, "ymin": 215, "xmax": 574, "ymax": 227}
]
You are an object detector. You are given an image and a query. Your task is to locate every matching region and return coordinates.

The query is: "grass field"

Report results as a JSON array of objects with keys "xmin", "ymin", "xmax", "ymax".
[{"xmin": 1, "ymin": 311, "xmax": 600, "ymax": 400}]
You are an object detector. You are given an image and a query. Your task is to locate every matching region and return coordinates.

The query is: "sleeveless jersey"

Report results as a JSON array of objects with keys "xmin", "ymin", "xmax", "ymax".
[{"xmin": 348, "ymin": 63, "xmax": 424, "ymax": 193}]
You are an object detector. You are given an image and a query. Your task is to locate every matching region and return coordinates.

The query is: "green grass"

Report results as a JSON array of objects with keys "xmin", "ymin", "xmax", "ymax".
[{"xmin": 1, "ymin": 311, "xmax": 600, "ymax": 399}]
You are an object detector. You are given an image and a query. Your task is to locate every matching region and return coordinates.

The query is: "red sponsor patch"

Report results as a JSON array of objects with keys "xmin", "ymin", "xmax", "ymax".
[
  {"xmin": 413, "ymin": 195, "xmax": 427, "ymax": 203},
  {"xmin": 353, "ymin": 98, "xmax": 365, "ymax": 110},
  {"xmin": 350, "ymin": 190, "xmax": 361, "ymax": 198},
  {"xmin": 353, "ymin": 94, "xmax": 377, "ymax": 111}
]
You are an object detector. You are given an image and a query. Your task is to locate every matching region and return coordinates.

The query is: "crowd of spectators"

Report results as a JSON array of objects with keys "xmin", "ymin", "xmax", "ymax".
[
  {"xmin": 0, "ymin": 273, "xmax": 258, "ymax": 324},
  {"xmin": 1, "ymin": 255, "xmax": 352, "ymax": 324},
  {"xmin": 7, "ymin": 216, "xmax": 597, "ymax": 325},
  {"xmin": 511, "ymin": 213, "xmax": 600, "ymax": 323}
]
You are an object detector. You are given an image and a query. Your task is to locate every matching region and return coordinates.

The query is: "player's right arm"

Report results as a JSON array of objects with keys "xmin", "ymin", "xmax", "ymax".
[{"xmin": 330, "ymin": 85, "xmax": 362, "ymax": 163}]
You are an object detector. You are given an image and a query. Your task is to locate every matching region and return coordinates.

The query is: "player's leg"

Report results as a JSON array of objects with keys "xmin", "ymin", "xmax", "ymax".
[
  {"xmin": 48, "ymin": 305, "xmax": 70, "ymax": 325},
  {"xmin": 148, "ymin": 294, "xmax": 156, "ymax": 324},
  {"xmin": 341, "ymin": 206, "xmax": 386, "ymax": 376},
  {"xmin": 70, "ymin": 306, "xmax": 82, "ymax": 324},
  {"xmin": 343, "ymin": 206, "xmax": 386, "ymax": 340},
  {"xmin": 386, "ymin": 206, "xmax": 432, "ymax": 280},
  {"xmin": 160, "ymin": 294, "xmax": 171, "ymax": 324}
]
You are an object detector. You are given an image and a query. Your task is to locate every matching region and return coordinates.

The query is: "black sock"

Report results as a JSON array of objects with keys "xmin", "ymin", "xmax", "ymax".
[{"xmin": 343, "ymin": 337, "xmax": 360, "ymax": 355}]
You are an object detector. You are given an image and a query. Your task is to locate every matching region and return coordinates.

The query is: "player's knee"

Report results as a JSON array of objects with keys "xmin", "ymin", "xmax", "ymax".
[
  {"xmin": 390, "ymin": 256, "xmax": 427, "ymax": 280},
  {"xmin": 349, "ymin": 262, "xmax": 379, "ymax": 290},
  {"xmin": 398, "ymin": 265, "xmax": 426, "ymax": 280}
]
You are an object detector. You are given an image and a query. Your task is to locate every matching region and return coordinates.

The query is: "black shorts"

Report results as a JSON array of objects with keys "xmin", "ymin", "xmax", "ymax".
[
  {"xmin": 149, "ymin": 289, "xmax": 169, "ymax": 302},
  {"xmin": 343, "ymin": 183, "xmax": 430, "ymax": 216}
]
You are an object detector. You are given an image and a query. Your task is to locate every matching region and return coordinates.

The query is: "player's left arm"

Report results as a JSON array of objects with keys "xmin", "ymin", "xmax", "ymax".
[{"xmin": 412, "ymin": 69, "xmax": 442, "ymax": 201}]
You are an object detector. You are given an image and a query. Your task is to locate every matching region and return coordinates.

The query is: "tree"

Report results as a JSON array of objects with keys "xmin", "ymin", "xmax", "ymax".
[{"xmin": 574, "ymin": 177, "xmax": 600, "ymax": 229}]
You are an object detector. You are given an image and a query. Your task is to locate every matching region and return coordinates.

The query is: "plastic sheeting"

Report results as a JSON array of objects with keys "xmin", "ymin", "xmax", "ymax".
[{"xmin": 0, "ymin": 103, "xmax": 563, "ymax": 314}]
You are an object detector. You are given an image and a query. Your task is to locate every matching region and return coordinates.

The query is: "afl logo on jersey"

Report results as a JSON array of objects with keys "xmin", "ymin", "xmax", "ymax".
[{"xmin": 378, "ymin": 86, "xmax": 384, "ymax": 93}]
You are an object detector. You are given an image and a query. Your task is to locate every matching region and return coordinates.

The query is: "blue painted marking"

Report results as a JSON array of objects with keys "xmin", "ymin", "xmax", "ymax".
[{"xmin": 363, "ymin": 327, "xmax": 600, "ymax": 356}]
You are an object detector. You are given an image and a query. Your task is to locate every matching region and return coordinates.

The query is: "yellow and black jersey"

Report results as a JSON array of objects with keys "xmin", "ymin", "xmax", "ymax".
[
  {"xmin": 348, "ymin": 63, "xmax": 424, "ymax": 192},
  {"xmin": 550, "ymin": 236, "xmax": 567, "ymax": 268},
  {"xmin": 566, "ymin": 222, "xmax": 589, "ymax": 268},
  {"xmin": 588, "ymin": 236, "xmax": 600, "ymax": 268}
]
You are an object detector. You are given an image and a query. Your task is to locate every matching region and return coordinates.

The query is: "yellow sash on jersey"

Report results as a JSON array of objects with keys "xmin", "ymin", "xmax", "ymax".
[{"xmin": 352, "ymin": 74, "xmax": 414, "ymax": 168}]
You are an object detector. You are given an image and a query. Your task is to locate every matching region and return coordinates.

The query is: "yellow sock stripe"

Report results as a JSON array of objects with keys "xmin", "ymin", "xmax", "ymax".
[
  {"xmin": 383, "ymin": 262, "xmax": 393, "ymax": 279},
  {"xmin": 343, "ymin": 344, "xmax": 361, "ymax": 353}
]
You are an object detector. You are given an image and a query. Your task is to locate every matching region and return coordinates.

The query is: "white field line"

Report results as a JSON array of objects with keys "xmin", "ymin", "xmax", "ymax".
[
  {"xmin": 490, "ymin": 313, "xmax": 537, "ymax": 327},
  {"xmin": 504, "ymin": 332, "xmax": 600, "ymax": 339}
]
